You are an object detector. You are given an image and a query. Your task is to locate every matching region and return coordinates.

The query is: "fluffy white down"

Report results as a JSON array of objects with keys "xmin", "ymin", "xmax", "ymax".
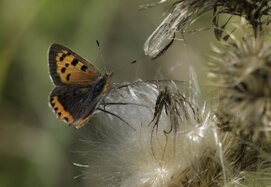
[{"xmin": 73, "ymin": 80, "xmax": 233, "ymax": 187}]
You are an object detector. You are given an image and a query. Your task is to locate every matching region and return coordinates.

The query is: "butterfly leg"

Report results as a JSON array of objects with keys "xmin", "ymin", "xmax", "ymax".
[
  {"xmin": 109, "ymin": 83, "xmax": 126, "ymax": 98},
  {"xmin": 101, "ymin": 102, "xmax": 149, "ymax": 108},
  {"xmin": 115, "ymin": 81, "xmax": 144, "ymax": 89},
  {"xmin": 100, "ymin": 99, "xmax": 107, "ymax": 111},
  {"xmin": 97, "ymin": 108, "xmax": 136, "ymax": 130}
]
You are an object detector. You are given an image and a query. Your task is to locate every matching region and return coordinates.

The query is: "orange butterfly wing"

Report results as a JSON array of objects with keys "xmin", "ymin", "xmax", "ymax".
[{"xmin": 48, "ymin": 43, "xmax": 101, "ymax": 86}]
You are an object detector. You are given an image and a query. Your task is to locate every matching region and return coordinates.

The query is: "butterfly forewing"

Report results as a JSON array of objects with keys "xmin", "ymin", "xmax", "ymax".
[{"xmin": 48, "ymin": 43, "xmax": 101, "ymax": 86}]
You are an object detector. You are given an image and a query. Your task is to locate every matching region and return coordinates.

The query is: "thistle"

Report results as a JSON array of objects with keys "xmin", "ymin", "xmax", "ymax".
[{"xmin": 210, "ymin": 30, "xmax": 271, "ymax": 143}]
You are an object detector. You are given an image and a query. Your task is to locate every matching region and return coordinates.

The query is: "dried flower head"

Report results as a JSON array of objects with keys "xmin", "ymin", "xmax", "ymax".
[
  {"xmin": 149, "ymin": 85, "xmax": 198, "ymax": 137},
  {"xmin": 144, "ymin": 0, "xmax": 271, "ymax": 58},
  {"xmin": 144, "ymin": 0, "xmax": 213, "ymax": 59},
  {"xmin": 209, "ymin": 31, "xmax": 271, "ymax": 143}
]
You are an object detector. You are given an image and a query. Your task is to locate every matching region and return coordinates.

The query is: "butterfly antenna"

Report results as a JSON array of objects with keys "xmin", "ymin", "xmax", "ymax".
[{"xmin": 96, "ymin": 40, "xmax": 107, "ymax": 73}]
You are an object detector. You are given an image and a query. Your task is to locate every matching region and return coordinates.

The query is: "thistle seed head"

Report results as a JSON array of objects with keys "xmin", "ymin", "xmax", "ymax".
[{"xmin": 210, "ymin": 32, "xmax": 271, "ymax": 143}]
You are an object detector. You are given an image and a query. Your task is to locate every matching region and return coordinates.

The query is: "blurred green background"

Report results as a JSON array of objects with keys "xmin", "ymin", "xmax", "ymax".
[{"xmin": 0, "ymin": 0, "xmax": 213, "ymax": 186}]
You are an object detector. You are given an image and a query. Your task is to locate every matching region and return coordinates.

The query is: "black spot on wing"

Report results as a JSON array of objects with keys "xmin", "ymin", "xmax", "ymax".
[
  {"xmin": 61, "ymin": 67, "xmax": 66, "ymax": 73},
  {"xmin": 66, "ymin": 73, "xmax": 71, "ymax": 81},
  {"xmin": 59, "ymin": 54, "xmax": 66, "ymax": 61},
  {"xmin": 71, "ymin": 59, "xmax": 79, "ymax": 66},
  {"xmin": 81, "ymin": 65, "xmax": 88, "ymax": 72},
  {"xmin": 65, "ymin": 63, "xmax": 69, "ymax": 67}
]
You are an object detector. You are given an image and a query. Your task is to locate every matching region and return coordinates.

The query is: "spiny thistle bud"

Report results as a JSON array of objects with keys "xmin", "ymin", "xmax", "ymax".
[{"xmin": 209, "ymin": 31, "xmax": 271, "ymax": 143}]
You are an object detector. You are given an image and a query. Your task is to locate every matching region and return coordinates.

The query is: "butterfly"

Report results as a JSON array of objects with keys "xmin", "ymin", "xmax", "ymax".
[{"xmin": 48, "ymin": 43, "xmax": 112, "ymax": 128}]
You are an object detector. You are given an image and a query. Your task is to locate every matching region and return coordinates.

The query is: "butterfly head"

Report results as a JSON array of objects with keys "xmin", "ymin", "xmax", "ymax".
[{"xmin": 105, "ymin": 71, "xmax": 113, "ymax": 78}]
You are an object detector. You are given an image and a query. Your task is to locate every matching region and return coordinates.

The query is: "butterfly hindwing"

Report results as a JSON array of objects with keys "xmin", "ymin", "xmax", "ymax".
[
  {"xmin": 49, "ymin": 43, "xmax": 101, "ymax": 86},
  {"xmin": 49, "ymin": 74, "xmax": 112, "ymax": 128}
]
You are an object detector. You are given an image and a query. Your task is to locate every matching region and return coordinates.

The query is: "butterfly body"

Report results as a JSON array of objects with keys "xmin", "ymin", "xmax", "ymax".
[{"xmin": 48, "ymin": 43, "xmax": 112, "ymax": 128}]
